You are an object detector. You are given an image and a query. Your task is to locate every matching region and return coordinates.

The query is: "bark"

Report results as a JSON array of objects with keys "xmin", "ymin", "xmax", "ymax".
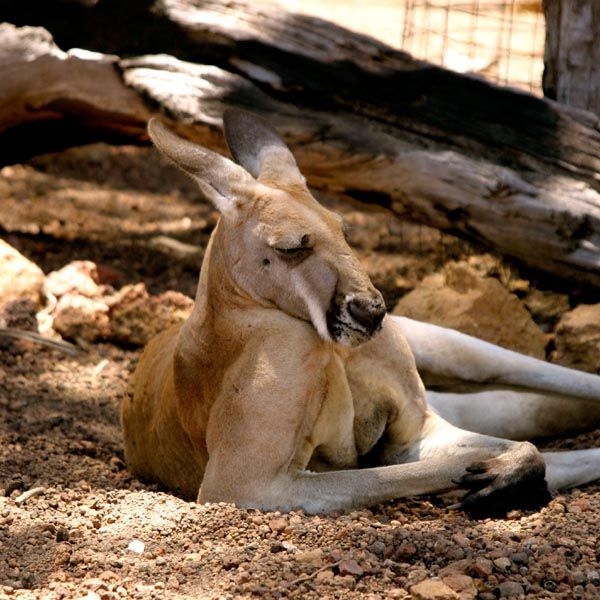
[
  {"xmin": 0, "ymin": 23, "xmax": 150, "ymax": 162},
  {"xmin": 2, "ymin": 2, "xmax": 600, "ymax": 286},
  {"xmin": 543, "ymin": 0, "xmax": 600, "ymax": 115}
]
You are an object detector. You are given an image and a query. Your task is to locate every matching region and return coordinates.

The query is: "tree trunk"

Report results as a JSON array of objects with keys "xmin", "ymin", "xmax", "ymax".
[
  {"xmin": 543, "ymin": 0, "xmax": 600, "ymax": 115},
  {"xmin": 2, "ymin": 2, "xmax": 600, "ymax": 287}
]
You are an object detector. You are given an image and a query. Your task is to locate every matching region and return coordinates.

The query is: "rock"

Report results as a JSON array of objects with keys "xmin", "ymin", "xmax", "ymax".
[
  {"xmin": 493, "ymin": 557, "xmax": 512, "ymax": 572},
  {"xmin": 127, "ymin": 539, "xmax": 145, "ymax": 554},
  {"xmin": 393, "ymin": 261, "xmax": 547, "ymax": 358},
  {"xmin": 496, "ymin": 580, "xmax": 525, "ymax": 598},
  {"xmin": 334, "ymin": 574, "xmax": 356, "ymax": 589},
  {"xmin": 510, "ymin": 552, "xmax": 529, "ymax": 565},
  {"xmin": 554, "ymin": 303, "xmax": 600, "ymax": 373},
  {"xmin": 451, "ymin": 534, "xmax": 470, "ymax": 548},
  {"xmin": 393, "ymin": 540, "xmax": 418, "ymax": 561},
  {"xmin": 338, "ymin": 558, "xmax": 364, "ymax": 577},
  {"xmin": 472, "ymin": 557, "xmax": 494, "ymax": 578},
  {"xmin": 52, "ymin": 293, "xmax": 111, "ymax": 342},
  {"xmin": 269, "ymin": 541, "xmax": 286, "ymax": 553},
  {"xmin": 442, "ymin": 573, "xmax": 477, "ymax": 600},
  {"xmin": 315, "ymin": 569, "xmax": 334, "ymax": 583},
  {"xmin": 267, "ymin": 516, "xmax": 288, "ymax": 533},
  {"xmin": 523, "ymin": 289, "xmax": 569, "ymax": 327},
  {"xmin": 107, "ymin": 284, "xmax": 193, "ymax": 346},
  {"xmin": 410, "ymin": 578, "xmax": 459, "ymax": 600},
  {"xmin": 567, "ymin": 498, "xmax": 592, "ymax": 513},
  {"xmin": 45, "ymin": 260, "xmax": 101, "ymax": 298},
  {"xmin": 50, "ymin": 276, "xmax": 193, "ymax": 346},
  {"xmin": 295, "ymin": 549, "xmax": 323, "ymax": 566},
  {"xmin": 370, "ymin": 540, "xmax": 386, "ymax": 557},
  {"xmin": 406, "ymin": 568, "xmax": 429, "ymax": 586},
  {"xmin": 0, "ymin": 298, "xmax": 38, "ymax": 331},
  {"xmin": 439, "ymin": 560, "xmax": 473, "ymax": 578},
  {"xmin": 0, "ymin": 240, "xmax": 45, "ymax": 309}
]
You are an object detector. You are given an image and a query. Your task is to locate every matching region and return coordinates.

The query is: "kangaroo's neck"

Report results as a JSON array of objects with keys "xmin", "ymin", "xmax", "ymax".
[{"xmin": 184, "ymin": 221, "xmax": 258, "ymax": 345}]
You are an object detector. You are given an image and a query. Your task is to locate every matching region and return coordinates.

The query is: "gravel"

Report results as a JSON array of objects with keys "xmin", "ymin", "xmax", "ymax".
[{"xmin": 1, "ymin": 143, "xmax": 599, "ymax": 599}]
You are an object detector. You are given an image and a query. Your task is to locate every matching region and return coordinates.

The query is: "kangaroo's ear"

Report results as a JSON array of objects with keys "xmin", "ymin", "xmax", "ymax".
[
  {"xmin": 223, "ymin": 109, "xmax": 306, "ymax": 188},
  {"xmin": 148, "ymin": 119, "xmax": 255, "ymax": 214}
]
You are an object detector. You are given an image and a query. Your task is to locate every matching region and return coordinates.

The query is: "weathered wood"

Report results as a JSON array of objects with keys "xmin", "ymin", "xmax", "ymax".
[
  {"xmin": 123, "ymin": 55, "xmax": 600, "ymax": 287},
  {"xmin": 6, "ymin": 1, "xmax": 600, "ymax": 183},
  {"xmin": 543, "ymin": 0, "xmax": 600, "ymax": 116},
  {"xmin": 0, "ymin": 23, "xmax": 150, "ymax": 162},
  {"xmin": 2, "ymin": 3, "xmax": 600, "ymax": 286}
]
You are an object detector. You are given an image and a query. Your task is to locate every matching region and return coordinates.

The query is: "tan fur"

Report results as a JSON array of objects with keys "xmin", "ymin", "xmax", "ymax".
[{"xmin": 122, "ymin": 111, "xmax": 600, "ymax": 514}]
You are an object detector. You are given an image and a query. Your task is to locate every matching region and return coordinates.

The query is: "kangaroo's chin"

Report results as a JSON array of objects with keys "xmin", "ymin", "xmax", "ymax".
[{"xmin": 326, "ymin": 314, "xmax": 384, "ymax": 347}]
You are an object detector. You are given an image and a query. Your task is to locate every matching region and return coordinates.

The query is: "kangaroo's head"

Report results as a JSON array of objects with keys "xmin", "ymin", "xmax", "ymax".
[{"xmin": 148, "ymin": 110, "xmax": 385, "ymax": 346}]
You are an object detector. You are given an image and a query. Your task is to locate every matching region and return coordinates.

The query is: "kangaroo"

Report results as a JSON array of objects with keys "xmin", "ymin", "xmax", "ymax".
[{"xmin": 122, "ymin": 109, "xmax": 600, "ymax": 515}]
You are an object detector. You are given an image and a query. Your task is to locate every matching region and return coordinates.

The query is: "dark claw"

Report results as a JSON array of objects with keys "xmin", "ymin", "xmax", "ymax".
[
  {"xmin": 465, "ymin": 463, "xmax": 488, "ymax": 474},
  {"xmin": 458, "ymin": 474, "xmax": 551, "ymax": 517},
  {"xmin": 459, "ymin": 471, "xmax": 498, "ymax": 487},
  {"xmin": 456, "ymin": 444, "xmax": 552, "ymax": 517}
]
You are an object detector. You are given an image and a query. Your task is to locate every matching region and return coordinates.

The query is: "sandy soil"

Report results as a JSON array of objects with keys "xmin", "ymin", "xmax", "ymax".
[{"xmin": 1, "ymin": 142, "xmax": 600, "ymax": 600}]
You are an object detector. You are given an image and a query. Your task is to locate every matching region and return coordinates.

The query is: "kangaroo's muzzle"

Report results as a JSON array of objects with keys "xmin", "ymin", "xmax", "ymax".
[{"xmin": 327, "ymin": 290, "xmax": 386, "ymax": 346}]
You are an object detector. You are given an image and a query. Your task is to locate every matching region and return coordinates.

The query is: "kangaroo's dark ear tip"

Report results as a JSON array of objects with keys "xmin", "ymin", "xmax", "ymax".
[
  {"xmin": 222, "ymin": 107, "xmax": 246, "ymax": 131},
  {"xmin": 222, "ymin": 107, "xmax": 244, "ymax": 121},
  {"xmin": 222, "ymin": 108, "xmax": 279, "ymax": 137}
]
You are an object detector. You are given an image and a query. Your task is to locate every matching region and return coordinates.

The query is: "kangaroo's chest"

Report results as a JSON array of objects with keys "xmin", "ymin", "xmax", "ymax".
[
  {"xmin": 300, "ymin": 354, "xmax": 408, "ymax": 471},
  {"xmin": 303, "ymin": 351, "xmax": 420, "ymax": 472}
]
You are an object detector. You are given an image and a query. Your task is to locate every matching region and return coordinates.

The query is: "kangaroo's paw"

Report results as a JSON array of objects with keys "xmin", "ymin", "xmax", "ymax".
[{"xmin": 455, "ymin": 442, "xmax": 551, "ymax": 516}]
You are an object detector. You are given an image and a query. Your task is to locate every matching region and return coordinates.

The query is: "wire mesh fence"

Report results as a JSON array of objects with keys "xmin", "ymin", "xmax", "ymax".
[{"xmin": 400, "ymin": 0, "xmax": 545, "ymax": 94}]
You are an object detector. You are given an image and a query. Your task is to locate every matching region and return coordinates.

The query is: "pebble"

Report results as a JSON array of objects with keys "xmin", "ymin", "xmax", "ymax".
[
  {"xmin": 442, "ymin": 573, "xmax": 477, "ymax": 599},
  {"xmin": 295, "ymin": 549, "xmax": 323, "ymax": 566},
  {"xmin": 281, "ymin": 540, "xmax": 297, "ymax": 553},
  {"xmin": 493, "ymin": 557, "xmax": 512, "ymax": 572},
  {"xmin": 338, "ymin": 558, "xmax": 364, "ymax": 577},
  {"xmin": 315, "ymin": 569, "xmax": 335, "ymax": 583},
  {"xmin": 451, "ymin": 533, "xmax": 470, "ymax": 547},
  {"xmin": 268, "ymin": 516, "xmax": 288, "ymax": 532},
  {"xmin": 55, "ymin": 527, "xmax": 69, "ymax": 542},
  {"xmin": 127, "ymin": 539, "xmax": 145, "ymax": 554},
  {"xmin": 497, "ymin": 580, "xmax": 525, "ymax": 598},
  {"xmin": 410, "ymin": 578, "xmax": 459, "ymax": 600},
  {"xmin": 510, "ymin": 552, "xmax": 528, "ymax": 565},
  {"xmin": 567, "ymin": 498, "xmax": 592, "ymax": 513},
  {"xmin": 472, "ymin": 557, "xmax": 494, "ymax": 578}
]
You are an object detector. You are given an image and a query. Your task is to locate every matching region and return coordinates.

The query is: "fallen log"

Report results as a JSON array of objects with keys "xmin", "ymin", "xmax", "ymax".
[
  {"xmin": 0, "ymin": 23, "xmax": 150, "ymax": 162},
  {"xmin": 2, "ymin": 2, "xmax": 600, "ymax": 286}
]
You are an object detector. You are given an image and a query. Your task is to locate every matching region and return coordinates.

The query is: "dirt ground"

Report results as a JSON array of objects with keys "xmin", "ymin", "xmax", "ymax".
[{"xmin": 1, "ymin": 140, "xmax": 600, "ymax": 600}]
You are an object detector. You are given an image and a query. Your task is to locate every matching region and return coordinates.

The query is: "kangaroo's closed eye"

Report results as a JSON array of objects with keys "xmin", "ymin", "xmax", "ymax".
[{"xmin": 274, "ymin": 246, "xmax": 312, "ymax": 260}]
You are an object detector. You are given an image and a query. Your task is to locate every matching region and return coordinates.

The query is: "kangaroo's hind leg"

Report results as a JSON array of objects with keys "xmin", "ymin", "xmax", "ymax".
[
  {"xmin": 388, "ymin": 315, "xmax": 600, "ymax": 492},
  {"xmin": 426, "ymin": 389, "xmax": 600, "ymax": 440},
  {"xmin": 390, "ymin": 316, "xmax": 600, "ymax": 439}
]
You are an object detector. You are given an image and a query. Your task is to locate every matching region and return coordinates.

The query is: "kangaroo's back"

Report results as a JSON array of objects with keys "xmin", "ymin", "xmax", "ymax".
[{"xmin": 122, "ymin": 323, "xmax": 206, "ymax": 499}]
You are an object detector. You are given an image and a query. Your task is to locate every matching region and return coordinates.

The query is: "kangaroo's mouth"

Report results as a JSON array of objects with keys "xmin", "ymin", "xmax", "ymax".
[{"xmin": 326, "ymin": 293, "xmax": 386, "ymax": 346}]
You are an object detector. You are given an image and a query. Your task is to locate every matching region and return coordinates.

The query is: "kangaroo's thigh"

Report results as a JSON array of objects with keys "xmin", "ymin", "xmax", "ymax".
[{"xmin": 428, "ymin": 389, "xmax": 600, "ymax": 440}]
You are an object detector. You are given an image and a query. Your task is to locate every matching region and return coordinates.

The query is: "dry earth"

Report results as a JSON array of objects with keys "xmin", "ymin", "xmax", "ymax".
[{"xmin": 1, "ymin": 142, "xmax": 600, "ymax": 600}]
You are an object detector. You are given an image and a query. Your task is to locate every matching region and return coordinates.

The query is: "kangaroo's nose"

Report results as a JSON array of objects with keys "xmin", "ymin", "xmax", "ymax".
[{"xmin": 347, "ymin": 294, "xmax": 386, "ymax": 334}]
